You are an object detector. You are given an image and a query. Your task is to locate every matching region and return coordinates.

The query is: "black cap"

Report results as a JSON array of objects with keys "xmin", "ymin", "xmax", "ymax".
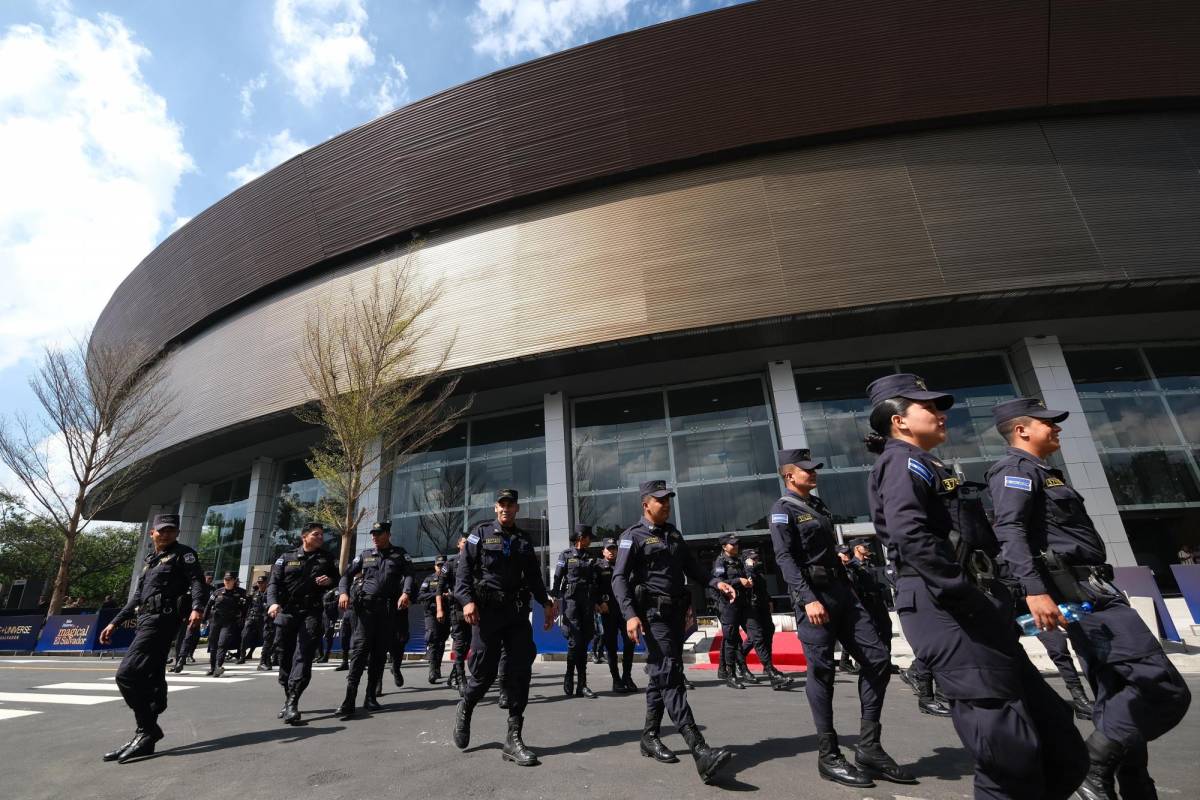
[
  {"xmin": 434, "ymin": 554, "xmax": 446, "ymax": 565},
  {"xmin": 152, "ymin": 513, "xmax": 180, "ymax": 530},
  {"xmin": 853, "ymin": 539, "xmax": 875, "ymax": 551},
  {"xmin": 719, "ymin": 533, "xmax": 739, "ymax": 546},
  {"xmin": 601, "ymin": 537, "xmax": 617, "ymax": 549},
  {"xmin": 639, "ymin": 479, "xmax": 675, "ymax": 499},
  {"xmin": 836, "ymin": 544, "xmax": 851, "ymax": 555},
  {"xmin": 570, "ymin": 523, "xmax": 593, "ymax": 542},
  {"xmin": 222, "ymin": 571, "xmax": 237, "ymax": 580},
  {"xmin": 992, "ymin": 397, "xmax": 1069, "ymax": 427},
  {"xmin": 777, "ymin": 448, "xmax": 823, "ymax": 470},
  {"xmin": 370, "ymin": 521, "xmax": 392, "ymax": 534},
  {"xmin": 496, "ymin": 488, "xmax": 519, "ymax": 503},
  {"xmin": 867, "ymin": 373, "xmax": 954, "ymax": 411},
  {"xmin": 742, "ymin": 548, "xmax": 758, "ymax": 559}
]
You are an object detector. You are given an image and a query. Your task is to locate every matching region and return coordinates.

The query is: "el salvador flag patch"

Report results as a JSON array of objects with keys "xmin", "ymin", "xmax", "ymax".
[
  {"xmin": 770, "ymin": 513, "xmax": 789, "ymax": 524},
  {"xmin": 467, "ymin": 533, "xmax": 480, "ymax": 544},
  {"xmin": 907, "ymin": 458, "xmax": 935, "ymax": 486},
  {"xmin": 618, "ymin": 538, "xmax": 632, "ymax": 550},
  {"xmin": 1004, "ymin": 476, "xmax": 1033, "ymax": 492}
]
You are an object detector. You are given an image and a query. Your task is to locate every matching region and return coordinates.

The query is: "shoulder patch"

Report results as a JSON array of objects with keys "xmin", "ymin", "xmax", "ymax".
[
  {"xmin": 618, "ymin": 538, "xmax": 632, "ymax": 550},
  {"xmin": 907, "ymin": 458, "xmax": 935, "ymax": 486},
  {"xmin": 275, "ymin": 557, "xmax": 284, "ymax": 566},
  {"xmin": 467, "ymin": 533, "xmax": 480, "ymax": 545},
  {"xmin": 770, "ymin": 513, "xmax": 789, "ymax": 524},
  {"xmin": 1004, "ymin": 476, "xmax": 1033, "ymax": 492},
  {"xmin": 795, "ymin": 513, "xmax": 814, "ymax": 523},
  {"xmin": 1045, "ymin": 477, "xmax": 1065, "ymax": 488},
  {"xmin": 183, "ymin": 553, "xmax": 195, "ymax": 563}
]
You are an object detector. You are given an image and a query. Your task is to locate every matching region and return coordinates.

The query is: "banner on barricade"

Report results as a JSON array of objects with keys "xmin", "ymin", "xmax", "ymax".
[
  {"xmin": 0, "ymin": 615, "xmax": 44, "ymax": 651},
  {"xmin": 35, "ymin": 614, "xmax": 99, "ymax": 652}
]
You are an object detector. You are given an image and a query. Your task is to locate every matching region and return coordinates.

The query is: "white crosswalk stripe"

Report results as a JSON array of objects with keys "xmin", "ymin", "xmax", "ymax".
[
  {"xmin": 102, "ymin": 675, "xmax": 253, "ymax": 684},
  {"xmin": 36, "ymin": 683, "xmax": 195, "ymax": 693},
  {"xmin": 0, "ymin": 691, "xmax": 119, "ymax": 705},
  {"xmin": 0, "ymin": 709, "xmax": 42, "ymax": 720}
]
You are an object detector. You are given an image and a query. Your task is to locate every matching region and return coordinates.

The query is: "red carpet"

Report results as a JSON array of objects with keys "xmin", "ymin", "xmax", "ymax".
[{"xmin": 696, "ymin": 631, "xmax": 807, "ymax": 670}]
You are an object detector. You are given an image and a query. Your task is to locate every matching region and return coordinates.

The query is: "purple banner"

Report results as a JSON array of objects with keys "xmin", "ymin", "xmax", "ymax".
[
  {"xmin": 1169, "ymin": 564, "xmax": 1200, "ymax": 626},
  {"xmin": 35, "ymin": 614, "xmax": 100, "ymax": 652},
  {"xmin": 1113, "ymin": 566, "xmax": 1181, "ymax": 642}
]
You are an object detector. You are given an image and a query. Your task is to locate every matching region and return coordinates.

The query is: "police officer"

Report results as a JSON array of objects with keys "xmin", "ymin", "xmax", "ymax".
[
  {"xmin": 986, "ymin": 396, "xmax": 1191, "ymax": 800},
  {"xmin": 612, "ymin": 479, "xmax": 734, "ymax": 784},
  {"xmin": 741, "ymin": 547, "xmax": 792, "ymax": 690},
  {"xmin": 441, "ymin": 535, "xmax": 469, "ymax": 692},
  {"xmin": 334, "ymin": 574, "xmax": 362, "ymax": 672},
  {"xmin": 552, "ymin": 523, "xmax": 601, "ymax": 698},
  {"xmin": 418, "ymin": 555, "xmax": 451, "ymax": 684},
  {"xmin": 335, "ymin": 520, "xmax": 412, "ymax": 719},
  {"xmin": 171, "ymin": 571, "xmax": 212, "ymax": 672},
  {"xmin": 1037, "ymin": 628, "xmax": 1093, "ymax": 720},
  {"xmin": 595, "ymin": 536, "xmax": 637, "ymax": 692},
  {"xmin": 769, "ymin": 448, "xmax": 910, "ymax": 788},
  {"xmin": 98, "ymin": 514, "xmax": 206, "ymax": 763},
  {"xmin": 239, "ymin": 575, "xmax": 268, "ymax": 664},
  {"xmin": 267, "ymin": 522, "xmax": 339, "ymax": 725},
  {"xmin": 320, "ymin": 587, "xmax": 340, "ymax": 662},
  {"xmin": 452, "ymin": 489, "xmax": 556, "ymax": 767},
  {"xmin": 204, "ymin": 572, "xmax": 248, "ymax": 677},
  {"xmin": 381, "ymin": 559, "xmax": 416, "ymax": 692},
  {"xmin": 712, "ymin": 534, "xmax": 754, "ymax": 689},
  {"xmin": 866, "ymin": 374, "xmax": 1087, "ymax": 799}
]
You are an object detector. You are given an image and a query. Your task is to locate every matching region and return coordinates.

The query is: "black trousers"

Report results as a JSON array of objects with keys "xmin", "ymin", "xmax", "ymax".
[
  {"xmin": 274, "ymin": 610, "xmax": 323, "ymax": 698},
  {"xmin": 643, "ymin": 603, "xmax": 694, "ymax": 728},
  {"xmin": 742, "ymin": 604, "xmax": 775, "ymax": 664},
  {"xmin": 717, "ymin": 600, "xmax": 748, "ymax": 671},
  {"xmin": 174, "ymin": 615, "xmax": 201, "ymax": 662},
  {"xmin": 239, "ymin": 616, "xmax": 263, "ymax": 659},
  {"xmin": 259, "ymin": 618, "xmax": 276, "ymax": 665},
  {"xmin": 1037, "ymin": 628, "xmax": 1084, "ymax": 691},
  {"xmin": 601, "ymin": 608, "xmax": 634, "ymax": 680},
  {"xmin": 207, "ymin": 617, "xmax": 241, "ymax": 668},
  {"xmin": 795, "ymin": 582, "xmax": 890, "ymax": 733},
  {"xmin": 464, "ymin": 604, "xmax": 535, "ymax": 716},
  {"xmin": 116, "ymin": 612, "xmax": 180, "ymax": 730},
  {"xmin": 323, "ymin": 614, "xmax": 338, "ymax": 658},
  {"xmin": 895, "ymin": 576, "xmax": 1087, "ymax": 800},
  {"xmin": 424, "ymin": 608, "xmax": 450, "ymax": 666},
  {"xmin": 347, "ymin": 602, "xmax": 394, "ymax": 693},
  {"xmin": 563, "ymin": 597, "xmax": 595, "ymax": 681},
  {"xmin": 339, "ymin": 609, "xmax": 354, "ymax": 661},
  {"xmin": 386, "ymin": 606, "xmax": 411, "ymax": 672},
  {"xmin": 448, "ymin": 605, "xmax": 468, "ymax": 673}
]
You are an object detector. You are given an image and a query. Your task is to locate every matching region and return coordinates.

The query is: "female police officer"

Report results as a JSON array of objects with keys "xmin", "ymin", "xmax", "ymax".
[{"xmin": 864, "ymin": 373, "xmax": 1087, "ymax": 800}]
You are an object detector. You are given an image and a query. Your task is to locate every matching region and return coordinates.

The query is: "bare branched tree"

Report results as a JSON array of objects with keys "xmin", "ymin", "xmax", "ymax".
[
  {"xmin": 297, "ymin": 238, "xmax": 470, "ymax": 572},
  {"xmin": 0, "ymin": 334, "xmax": 177, "ymax": 615}
]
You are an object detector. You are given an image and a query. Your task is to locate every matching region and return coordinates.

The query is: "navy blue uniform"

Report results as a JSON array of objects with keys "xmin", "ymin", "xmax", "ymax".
[
  {"xmin": 112, "ymin": 542, "xmax": 206, "ymax": 734},
  {"xmin": 710, "ymin": 553, "xmax": 751, "ymax": 677},
  {"xmin": 338, "ymin": 545, "xmax": 412, "ymax": 698},
  {"xmin": 238, "ymin": 587, "xmax": 267, "ymax": 662},
  {"xmin": 988, "ymin": 447, "xmax": 1190, "ymax": 785},
  {"xmin": 768, "ymin": 492, "xmax": 890, "ymax": 732},
  {"xmin": 595, "ymin": 556, "xmax": 635, "ymax": 685},
  {"xmin": 870, "ymin": 438, "xmax": 1086, "ymax": 799},
  {"xmin": 846, "ymin": 557, "xmax": 892, "ymax": 649},
  {"xmin": 320, "ymin": 588, "xmax": 339, "ymax": 660},
  {"xmin": 418, "ymin": 570, "xmax": 451, "ymax": 679},
  {"xmin": 267, "ymin": 546, "xmax": 339, "ymax": 703},
  {"xmin": 612, "ymin": 518, "xmax": 716, "ymax": 729},
  {"xmin": 741, "ymin": 555, "xmax": 776, "ymax": 669},
  {"xmin": 439, "ymin": 555, "xmax": 469, "ymax": 688},
  {"xmin": 204, "ymin": 586, "xmax": 247, "ymax": 671},
  {"xmin": 454, "ymin": 520, "xmax": 550, "ymax": 716},
  {"xmin": 552, "ymin": 545, "xmax": 599, "ymax": 688}
]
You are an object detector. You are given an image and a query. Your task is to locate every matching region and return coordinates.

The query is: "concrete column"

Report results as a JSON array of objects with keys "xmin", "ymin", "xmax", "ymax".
[
  {"xmin": 176, "ymin": 483, "xmax": 209, "ymax": 551},
  {"xmin": 544, "ymin": 391, "xmax": 571, "ymax": 576},
  {"xmin": 355, "ymin": 436, "xmax": 387, "ymax": 555},
  {"xmin": 127, "ymin": 504, "xmax": 165, "ymax": 602},
  {"xmin": 1008, "ymin": 336, "xmax": 1136, "ymax": 566},
  {"xmin": 768, "ymin": 360, "xmax": 808, "ymax": 449},
  {"xmin": 238, "ymin": 457, "xmax": 278, "ymax": 584}
]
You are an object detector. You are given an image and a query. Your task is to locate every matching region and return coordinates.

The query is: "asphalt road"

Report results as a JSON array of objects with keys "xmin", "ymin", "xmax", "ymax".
[{"xmin": 0, "ymin": 656, "xmax": 1196, "ymax": 800}]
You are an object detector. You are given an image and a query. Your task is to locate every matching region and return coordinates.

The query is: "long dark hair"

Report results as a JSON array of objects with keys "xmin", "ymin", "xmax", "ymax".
[{"xmin": 864, "ymin": 397, "xmax": 915, "ymax": 454}]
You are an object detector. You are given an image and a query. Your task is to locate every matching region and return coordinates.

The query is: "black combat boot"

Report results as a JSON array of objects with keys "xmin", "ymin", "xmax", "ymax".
[
  {"xmin": 392, "ymin": 663, "xmax": 404, "ymax": 688},
  {"xmin": 679, "ymin": 723, "xmax": 732, "ymax": 784},
  {"xmin": 117, "ymin": 723, "xmax": 163, "ymax": 763},
  {"xmin": 723, "ymin": 661, "xmax": 745, "ymax": 690},
  {"xmin": 913, "ymin": 673, "xmax": 952, "ymax": 717},
  {"xmin": 103, "ymin": 729, "xmax": 142, "ymax": 762},
  {"xmin": 737, "ymin": 651, "xmax": 760, "ymax": 684},
  {"xmin": 817, "ymin": 731, "xmax": 873, "ymax": 787},
  {"xmin": 336, "ymin": 686, "xmax": 356, "ymax": 720},
  {"xmin": 576, "ymin": 663, "xmax": 596, "ymax": 698},
  {"xmin": 334, "ymin": 655, "xmax": 348, "ymax": 671},
  {"xmin": 639, "ymin": 707, "xmax": 679, "ymax": 763},
  {"xmin": 563, "ymin": 662, "xmax": 575, "ymax": 697},
  {"xmin": 502, "ymin": 715, "xmax": 539, "ymax": 766},
  {"xmin": 1066, "ymin": 680, "xmax": 1095, "ymax": 721},
  {"xmin": 1074, "ymin": 730, "xmax": 1126, "ymax": 800},
  {"xmin": 453, "ymin": 699, "xmax": 474, "ymax": 749},
  {"xmin": 498, "ymin": 685, "xmax": 511, "ymax": 709},
  {"xmin": 622, "ymin": 670, "xmax": 638, "ymax": 692},
  {"xmin": 257, "ymin": 660, "xmax": 271, "ymax": 671},
  {"xmin": 363, "ymin": 685, "xmax": 382, "ymax": 711},
  {"xmin": 764, "ymin": 659, "xmax": 794, "ymax": 690},
  {"xmin": 838, "ymin": 652, "xmax": 860, "ymax": 674},
  {"xmin": 1116, "ymin": 742, "xmax": 1158, "ymax": 800},
  {"xmin": 853, "ymin": 719, "xmax": 917, "ymax": 784},
  {"xmin": 278, "ymin": 686, "xmax": 289, "ymax": 719},
  {"xmin": 282, "ymin": 691, "xmax": 302, "ymax": 725}
]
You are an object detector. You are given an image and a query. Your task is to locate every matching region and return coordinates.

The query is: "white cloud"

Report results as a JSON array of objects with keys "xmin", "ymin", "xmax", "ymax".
[
  {"xmin": 272, "ymin": 0, "xmax": 374, "ymax": 106},
  {"xmin": 239, "ymin": 72, "xmax": 268, "ymax": 119},
  {"xmin": 368, "ymin": 57, "xmax": 409, "ymax": 116},
  {"xmin": 228, "ymin": 129, "xmax": 310, "ymax": 186},
  {"xmin": 167, "ymin": 215, "xmax": 192, "ymax": 235},
  {"xmin": 0, "ymin": 7, "xmax": 194, "ymax": 372},
  {"xmin": 469, "ymin": 0, "xmax": 633, "ymax": 61}
]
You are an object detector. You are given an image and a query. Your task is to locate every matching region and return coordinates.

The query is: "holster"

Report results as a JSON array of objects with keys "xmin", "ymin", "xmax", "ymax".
[{"xmin": 802, "ymin": 565, "xmax": 835, "ymax": 591}]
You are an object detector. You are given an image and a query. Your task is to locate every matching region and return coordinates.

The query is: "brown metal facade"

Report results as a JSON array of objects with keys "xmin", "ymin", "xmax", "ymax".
[{"xmin": 93, "ymin": 0, "xmax": 1200, "ymax": 360}]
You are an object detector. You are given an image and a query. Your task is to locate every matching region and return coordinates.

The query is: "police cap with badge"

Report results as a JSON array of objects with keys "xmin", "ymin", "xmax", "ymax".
[
  {"xmin": 570, "ymin": 523, "xmax": 593, "ymax": 542},
  {"xmin": 992, "ymin": 397, "xmax": 1069, "ymax": 427},
  {"xmin": 719, "ymin": 533, "xmax": 739, "ymax": 547},
  {"xmin": 866, "ymin": 373, "xmax": 955, "ymax": 410},
  {"xmin": 777, "ymin": 448, "xmax": 823, "ymax": 470},
  {"xmin": 153, "ymin": 513, "xmax": 180, "ymax": 530},
  {"xmin": 370, "ymin": 520, "xmax": 392, "ymax": 535},
  {"xmin": 639, "ymin": 479, "xmax": 674, "ymax": 499}
]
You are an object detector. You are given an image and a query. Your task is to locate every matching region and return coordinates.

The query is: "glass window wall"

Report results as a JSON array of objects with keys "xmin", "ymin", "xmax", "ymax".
[
  {"xmin": 197, "ymin": 476, "xmax": 250, "ymax": 577},
  {"xmin": 271, "ymin": 459, "xmax": 346, "ymax": 561}
]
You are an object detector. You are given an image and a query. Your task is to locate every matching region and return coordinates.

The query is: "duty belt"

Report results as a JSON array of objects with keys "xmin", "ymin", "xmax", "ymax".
[
  {"xmin": 139, "ymin": 594, "xmax": 179, "ymax": 615},
  {"xmin": 474, "ymin": 585, "xmax": 520, "ymax": 607}
]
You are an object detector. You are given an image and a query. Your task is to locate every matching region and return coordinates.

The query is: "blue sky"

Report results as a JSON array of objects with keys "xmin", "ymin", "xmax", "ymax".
[{"xmin": 0, "ymin": 0, "xmax": 745, "ymax": 429}]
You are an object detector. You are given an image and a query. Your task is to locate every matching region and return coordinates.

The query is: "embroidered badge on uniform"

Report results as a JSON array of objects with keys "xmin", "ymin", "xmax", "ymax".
[
  {"xmin": 770, "ymin": 513, "xmax": 789, "ymax": 524},
  {"xmin": 183, "ymin": 553, "xmax": 195, "ymax": 563},
  {"xmin": 1004, "ymin": 476, "xmax": 1033, "ymax": 492},
  {"xmin": 795, "ymin": 513, "xmax": 814, "ymax": 523},
  {"xmin": 1045, "ymin": 477, "xmax": 1065, "ymax": 488},
  {"xmin": 618, "ymin": 539, "xmax": 632, "ymax": 550},
  {"xmin": 907, "ymin": 458, "xmax": 935, "ymax": 486},
  {"xmin": 275, "ymin": 558, "xmax": 284, "ymax": 566},
  {"xmin": 467, "ymin": 533, "xmax": 480, "ymax": 544}
]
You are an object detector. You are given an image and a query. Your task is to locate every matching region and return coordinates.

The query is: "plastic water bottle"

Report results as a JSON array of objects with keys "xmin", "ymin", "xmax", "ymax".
[{"xmin": 1016, "ymin": 602, "xmax": 1092, "ymax": 636}]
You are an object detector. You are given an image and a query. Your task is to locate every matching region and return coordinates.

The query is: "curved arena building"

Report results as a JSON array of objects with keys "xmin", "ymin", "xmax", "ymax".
[{"xmin": 100, "ymin": 0, "xmax": 1200, "ymax": 598}]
